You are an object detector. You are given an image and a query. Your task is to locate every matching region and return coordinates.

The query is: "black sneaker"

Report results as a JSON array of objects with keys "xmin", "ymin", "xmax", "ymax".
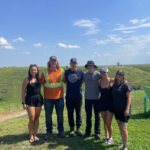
[
  {"xmin": 44, "ymin": 133, "xmax": 52, "ymax": 140},
  {"xmin": 77, "ymin": 127, "xmax": 82, "ymax": 136},
  {"xmin": 70, "ymin": 127, "xmax": 74, "ymax": 137},
  {"xmin": 83, "ymin": 133, "xmax": 91, "ymax": 138},
  {"xmin": 95, "ymin": 134, "xmax": 100, "ymax": 140},
  {"xmin": 59, "ymin": 132, "xmax": 65, "ymax": 138}
]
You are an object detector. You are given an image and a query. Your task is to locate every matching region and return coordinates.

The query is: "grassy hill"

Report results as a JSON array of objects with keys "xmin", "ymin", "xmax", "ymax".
[{"xmin": 0, "ymin": 65, "xmax": 150, "ymax": 114}]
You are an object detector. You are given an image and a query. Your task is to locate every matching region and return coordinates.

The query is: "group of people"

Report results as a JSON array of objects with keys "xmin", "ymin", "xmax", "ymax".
[{"xmin": 22, "ymin": 56, "xmax": 131, "ymax": 150}]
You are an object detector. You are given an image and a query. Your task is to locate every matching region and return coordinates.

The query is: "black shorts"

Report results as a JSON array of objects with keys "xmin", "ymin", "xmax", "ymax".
[
  {"xmin": 114, "ymin": 108, "xmax": 131, "ymax": 123},
  {"xmin": 98, "ymin": 102, "xmax": 113, "ymax": 113},
  {"xmin": 25, "ymin": 95, "xmax": 43, "ymax": 107}
]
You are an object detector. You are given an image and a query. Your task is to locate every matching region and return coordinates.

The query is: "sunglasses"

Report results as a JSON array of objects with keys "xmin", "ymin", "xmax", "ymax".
[{"xmin": 30, "ymin": 64, "xmax": 37, "ymax": 67}]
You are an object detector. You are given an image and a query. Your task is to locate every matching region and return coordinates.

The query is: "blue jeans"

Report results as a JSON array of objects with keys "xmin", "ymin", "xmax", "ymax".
[{"xmin": 44, "ymin": 97, "xmax": 64, "ymax": 134}]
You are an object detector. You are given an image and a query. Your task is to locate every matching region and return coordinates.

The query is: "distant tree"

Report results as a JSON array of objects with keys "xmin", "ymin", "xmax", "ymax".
[{"xmin": 117, "ymin": 62, "xmax": 120, "ymax": 66}]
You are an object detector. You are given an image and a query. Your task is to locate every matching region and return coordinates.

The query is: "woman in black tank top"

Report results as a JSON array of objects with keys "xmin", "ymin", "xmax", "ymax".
[
  {"xmin": 22, "ymin": 64, "xmax": 43, "ymax": 143},
  {"xmin": 98, "ymin": 67, "xmax": 114, "ymax": 145}
]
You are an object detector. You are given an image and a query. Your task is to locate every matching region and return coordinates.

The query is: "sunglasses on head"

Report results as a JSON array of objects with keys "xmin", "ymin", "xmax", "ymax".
[{"xmin": 30, "ymin": 64, "xmax": 37, "ymax": 67}]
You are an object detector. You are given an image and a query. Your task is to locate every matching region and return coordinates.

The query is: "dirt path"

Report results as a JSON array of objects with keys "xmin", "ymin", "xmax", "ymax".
[
  {"xmin": 129, "ymin": 79, "xmax": 146, "ymax": 83},
  {"xmin": 0, "ymin": 108, "xmax": 28, "ymax": 122}
]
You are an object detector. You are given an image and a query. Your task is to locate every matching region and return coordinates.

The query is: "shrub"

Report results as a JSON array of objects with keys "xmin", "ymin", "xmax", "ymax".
[{"xmin": 130, "ymin": 84, "xmax": 141, "ymax": 90}]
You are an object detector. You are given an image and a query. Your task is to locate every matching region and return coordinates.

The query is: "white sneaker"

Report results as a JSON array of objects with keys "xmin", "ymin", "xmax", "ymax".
[
  {"xmin": 107, "ymin": 138, "xmax": 113, "ymax": 145},
  {"xmin": 103, "ymin": 138, "xmax": 109, "ymax": 144}
]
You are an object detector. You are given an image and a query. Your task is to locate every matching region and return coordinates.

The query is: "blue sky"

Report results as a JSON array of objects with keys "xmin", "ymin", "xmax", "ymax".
[{"xmin": 0, "ymin": 0, "xmax": 150, "ymax": 67}]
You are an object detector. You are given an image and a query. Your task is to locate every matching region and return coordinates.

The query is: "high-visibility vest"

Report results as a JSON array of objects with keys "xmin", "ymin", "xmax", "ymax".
[{"xmin": 43, "ymin": 68, "xmax": 64, "ymax": 88}]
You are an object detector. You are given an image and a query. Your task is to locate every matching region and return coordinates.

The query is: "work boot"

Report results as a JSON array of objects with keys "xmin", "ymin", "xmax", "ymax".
[
  {"xmin": 95, "ymin": 134, "xmax": 100, "ymax": 140},
  {"xmin": 44, "ymin": 133, "xmax": 52, "ymax": 140},
  {"xmin": 83, "ymin": 132, "xmax": 91, "ymax": 138},
  {"xmin": 59, "ymin": 132, "xmax": 65, "ymax": 138},
  {"xmin": 69, "ymin": 127, "xmax": 74, "ymax": 137},
  {"xmin": 77, "ymin": 127, "xmax": 82, "ymax": 136}
]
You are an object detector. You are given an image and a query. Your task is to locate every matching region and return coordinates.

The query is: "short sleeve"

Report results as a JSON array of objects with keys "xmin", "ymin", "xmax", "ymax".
[
  {"xmin": 40, "ymin": 72, "xmax": 46, "ymax": 85},
  {"xmin": 124, "ymin": 83, "xmax": 131, "ymax": 93},
  {"xmin": 97, "ymin": 72, "xmax": 102, "ymax": 79}
]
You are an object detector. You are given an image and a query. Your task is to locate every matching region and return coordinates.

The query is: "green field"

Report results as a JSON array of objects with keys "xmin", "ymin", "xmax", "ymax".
[
  {"xmin": 0, "ymin": 91, "xmax": 150, "ymax": 150},
  {"xmin": 0, "ymin": 65, "xmax": 150, "ymax": 114},
  {"xmin": 0, "ymin": 65, "xmax": 150, "ymax": 150}
]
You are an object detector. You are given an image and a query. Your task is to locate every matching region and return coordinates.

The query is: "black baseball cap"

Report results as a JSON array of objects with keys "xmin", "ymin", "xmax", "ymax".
[
  {"xmin": 85, "ymin": 60, "xmax": 97, "ymax": 68},
  {"xmin": 70, "ymin": 58, "xmax": 77, "ymax": 63},
  {"xmin": 50, "ymin": 56, "xmax": 57, "ymax": 61},
  {"xmin": 116, "ymin": 70, "xmax": 125, "ymax": 76}
]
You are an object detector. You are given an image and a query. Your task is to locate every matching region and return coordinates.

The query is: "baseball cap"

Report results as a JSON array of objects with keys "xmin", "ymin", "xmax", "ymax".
[
  {"xmin": 100, "ymin": 67, "xmax": 109, "ymax": 73},
  {"xmin": 50, "ymin": 56, "xmax": 57, "ymax": 61},
  {"xmin": 116, "ymin": 70, "xmax": 125, "ymax": 76},
  {"xmin": 70, "ymin": 58, "xmax": 77, "ymax": 63}
]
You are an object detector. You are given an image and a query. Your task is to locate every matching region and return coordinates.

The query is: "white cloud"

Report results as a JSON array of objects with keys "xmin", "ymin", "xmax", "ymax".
[
  {"xmin": 0, "ymin": 37, "xmax": 15, "ymax": 49},
  {"xmin": 129, "ymin": 19, "xmax": 139, "ymax": 25},
  {"xmin": 13, "ymin": 37, "xmax": 25, "ymax": 42},
  {"xmin": 113, "ymin": 22, "xmax": 150, "ymax": 31},
  {"xmin": 92, "ymin": 35, "xmax": 123, "ymax": 45},
  {"xmin": 92, "ymin": 34, "xmax": 150, "ymax": 59},
  {"xmin": 129, "ymin": 17, "xmax": 150, "ymax": 25},
  {"xmin": 22, "ymin": 52, "xmax": 30, "ymax": 54},
  {"xmin": 34, "ymin": 43, "xmax": 42, "ymax": 47},
  {"xmin": 1, "ymin": 45, "xmax": 14, "ymax": 49},
  {"xmin": 73, "ymin": 19, "xmax": 100, "ymax": 35},
  {"xmin": 122, "ymin": 31, "xmax": 135, "ymax": 34},
  {"xmin": 0, "ymin": 37, "xmax": 11, "ymax": 45},
  {"xmin": 57, "ymin": 43, "xmax": 80, "ymax": 49},
  {"xmin": 147, "ymin": 51, "xmax": 150, "ymax": 54}
]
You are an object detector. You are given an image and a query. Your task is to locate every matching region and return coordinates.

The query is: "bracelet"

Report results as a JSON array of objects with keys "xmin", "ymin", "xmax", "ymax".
[{"xmin": 22, "ymin": 102, "xmax": 25, "ymax": 105}]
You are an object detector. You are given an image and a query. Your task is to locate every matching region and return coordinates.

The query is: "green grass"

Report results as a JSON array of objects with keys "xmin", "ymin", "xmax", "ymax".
[
  {"xmin": 1, "ymin": 65, "xmax": 150, "ymax": 114},
  {"xmin": 0, "ymin": 91, "xmax": 150, "ymax": 150}
]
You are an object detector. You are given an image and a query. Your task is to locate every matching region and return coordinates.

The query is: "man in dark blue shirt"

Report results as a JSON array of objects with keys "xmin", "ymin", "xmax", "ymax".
[{"xmin": 65, "ymin": 58, "xmax": 84, "ymax": 137}]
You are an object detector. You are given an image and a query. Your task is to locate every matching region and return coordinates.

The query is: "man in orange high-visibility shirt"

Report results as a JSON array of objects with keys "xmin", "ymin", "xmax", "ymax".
[{"xmin": 41, "ymin": 56, "xmax": 66, "ymax": 139}]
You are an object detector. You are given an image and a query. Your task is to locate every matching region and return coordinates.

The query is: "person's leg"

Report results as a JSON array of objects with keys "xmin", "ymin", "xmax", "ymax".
[
  {"xmin": 74, "ymin": 97, "xmax": 82, "ymax": 135},
  {"xmin": 33, "ymin": 106, "xmax": 42, "ymax": 140},
  {"xmin": 74, "ymin": 97, "xmax": 82, "ymax": 127},
  {"xmin": 44, "ymin": 99, "xmax": 54, "ymax": 134},
  {"xmin": 66, "ymin": 98, "xmax": 75, "ymax": 127},
  {"xmin": 93, "ymin": 100, "xmax": 100, "ymax": 139},
  {"xmin": 85, "ymin": 100, "xmax": 92, "ymax": 134},
  {"xmin": 100, "ymin": 111, "xmax": 109, "ymax": 139},
  {"xmin": 55, "ymin": 97, "xmax": 64, "ymax": 133},
  {"xmin": 119, "ymin": 123, "xmax": 128, "ymax": 146},
  {"xmin": 105, "ymin": 111, "xmax": 113, "ymax": 138},
  {"xmin": 27, "ymin": 107, "xmax": 35, "ymax": 142},
  {"xmin": 117, "ymin": 111, "xmax": 130, "ymax": 146}
]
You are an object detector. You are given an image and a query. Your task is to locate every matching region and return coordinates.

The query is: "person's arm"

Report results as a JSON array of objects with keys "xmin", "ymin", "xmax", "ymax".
[
  {"xmin": 63, "ymin": 73, "xmax": 66, "ymax": 84},
  {"xmin": 22, "ymin": 78, "xmax": 28, "ymax": 109},
  {"xmin": 98, "ymin": 79, "xmax": 101, "ymax": 86},
  {"xmin": 124, "ymin": 91, "xmax": 131, "ymax": 117},
  {"xmin": 40, "ymin": 72, "xmax": 46, "ymax": 85},
  {"xmin": 110, "ymin": 78, "xmax": 115, "ymax": 86}
]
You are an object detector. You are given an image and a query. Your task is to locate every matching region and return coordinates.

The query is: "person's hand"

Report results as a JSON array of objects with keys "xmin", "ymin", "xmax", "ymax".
[
  {"xmin": 124, "ymin": 109, "xmax": 129, "ymax": 117},
  {"xmin": 23, "ymin": 104, "xmax": 27, "ymax": 109}
]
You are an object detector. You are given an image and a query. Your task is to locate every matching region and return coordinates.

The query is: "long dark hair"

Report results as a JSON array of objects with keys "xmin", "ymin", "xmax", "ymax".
[{"xmin": 28, "ymin": 64, "xmax": 40, "ymax": 82}]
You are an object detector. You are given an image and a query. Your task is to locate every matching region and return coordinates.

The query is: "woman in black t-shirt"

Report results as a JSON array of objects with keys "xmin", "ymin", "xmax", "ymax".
[{"xmin": 112, "ymin": 70, "xmax": 131, "ymax": 150}]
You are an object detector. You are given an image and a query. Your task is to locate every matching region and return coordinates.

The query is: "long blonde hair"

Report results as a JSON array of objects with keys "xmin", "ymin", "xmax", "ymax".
[
  {"xmin": 114, "ymin": 74, "xmax": 127, "ymax": 85},
  {"xmin": 47, "ymin": 60, "xmax": 60, "ymax": 69}
]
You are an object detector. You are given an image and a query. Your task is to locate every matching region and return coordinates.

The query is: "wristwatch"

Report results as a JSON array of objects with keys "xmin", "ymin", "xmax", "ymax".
[{"xmin": 22, "ymin": 102, "xmax": 25, "ymax": 105}]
